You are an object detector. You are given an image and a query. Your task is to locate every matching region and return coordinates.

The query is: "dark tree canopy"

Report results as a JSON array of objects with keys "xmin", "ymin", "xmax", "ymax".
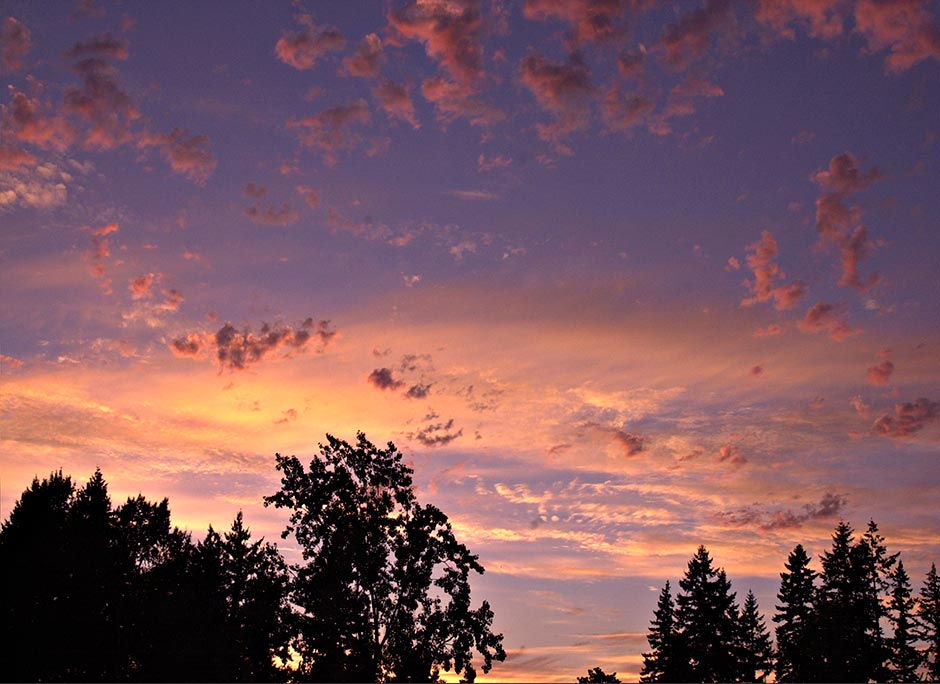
[
  {"xmin": 640, "ymin": 581, "xmax": 685, "ymax": 683},
  {"xmin": 578, "ymin": 665, "xmax": 621, "ymax": 682},
  {"xmin": 263, "ymin": 432, "xmax": 506, "ymax": 682},
  {"xmin": 773, "ymin": 543, "xmax": 819, "ymax": 683},
  {"xmin": 918, "ymin": 563, "xmax": 940, "ymax": 681}
]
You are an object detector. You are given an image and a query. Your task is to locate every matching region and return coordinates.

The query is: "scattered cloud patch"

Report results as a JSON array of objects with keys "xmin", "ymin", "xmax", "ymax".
[
  {"xmin": 873, "ymin": 397, "xmax": 939, "ymax": 438},
  {"xmin": 797, "ymin": 301, "xmax": 860, "ymax": 341}
]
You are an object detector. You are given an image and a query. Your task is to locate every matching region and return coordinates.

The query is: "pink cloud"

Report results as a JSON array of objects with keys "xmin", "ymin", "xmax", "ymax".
[
  {"xmin": 750, "ymin": 365, "xmax": 763, "ymax": 377},
  {"xmin": 812, "ymin": 152, "xmax": 884, "ymax": 291},
  {"xmin": 374, "ymin": 79, "xmax": 420, "ymax": 128},
  {"xmin": 478, "ymin": 153, "xmax": 512, "ymax": 172},
  {"xmin": 854, "ymin": 0, "xmax": 940, "ymax": 73},
  {"xmin": 867, "ymin": 353, "xmax": 895, "ymax": 385},
  {"xmin": 296, "ymin": 185, "xmax": 319, "ymax": 208},
  {"xmin": 755, "ymin": 0, "xmax": 844, "ymax": 40},
  {"xmin": 388, "ymin": 0, "xmax": 483, "ymax": 84},
  {"xmin": 717, "ymin": 444, "xmax": 747, "ymax": 468},
  {"xmin": 657, "ymin": 0, "xmax": 734, "ymax": 71},
  {"xmin": 85, "ymin": 223, "xmax": 119, "ymax": 294},
  {"xmin": 341, "ymin": 33, "xmax": 384, "ymax": 78},
  {"xmin": 520, "ymin": 52, "xmax": 595, "ymax": 149},
  {"xmin": 0, "ymin": 144, "xmax": 35, "ymax": 170},
  {"xmin": 602, "ymin": 87, "xmax": 654, "ymax": 132},
  {"xmin": 616, "ymin": 49, "xmax": 645, "ymax": 78},
  {"xmin": 274, "ymin": 17, "xmax": 345, "ymax": 70},
  {"xmin": 523, "ymin": 0, "xmax": 628, "ymax": 45},
  {"xmin": 1, "ymin": 17, "xmax": 32, "ymax": 70},
  {"xmin": 873, "ymin": 397, "xmax": 939, "ymax": 437},
  {"xmin": 796, "ymin": 301, "xmax": 861, "ymax": 341},
  {"xmin": 740, "ymin": 230, "xmax": 807, "ymax": 310},
  {"xmin": 244, "ymin": 182, "xmax": 267, "ymax": 199},
  {"xmin": 2, "ymin": 90, "xmax": 75, "ymax": 151},
  {"xmin": 137, "ymin": 128, "xmax": 217, "ymax": 184},
  {"xmin": 420, "ymin": 76, "xmax": 503, "ymax": 127},
  {"xmin": 161, "ymin": 288, "xmax": 185, "ymax": 311},
  {"xmin": 752, "ymin": 323, "xmax": 783, "ymax": 338},
  {"xmin": 288, "ymin": 99, "xmax": 371, "ymax": 166}
]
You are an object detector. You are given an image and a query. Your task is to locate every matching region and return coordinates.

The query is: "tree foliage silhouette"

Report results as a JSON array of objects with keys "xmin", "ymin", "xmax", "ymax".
[
  {"xmin": 736, "ymin": 590, "xmax": 773, "ymax": 682},
  {"xmin": 640, "ymin": 581, "xmax": 686, "ymax": 682},
  {"xmin": 918, "ymin": 563, "xmax": 940, "ymax": 681},
  {"xmin": 263, "ymin": 432, "xmax": 506, "ymax": 682},
  {"xmin": 773, "ymin": 544, "xmax": 818, "ymax": 682},
  {"xmin": 885, "ymin": 560, "xmax": 922, "ymax": 681},
  {"xmin": 577, "ymin": 665, "xmax": 621, "ymax": 682}
]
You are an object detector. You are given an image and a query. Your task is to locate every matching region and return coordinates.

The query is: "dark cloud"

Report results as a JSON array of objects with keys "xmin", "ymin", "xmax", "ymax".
[
  {"xmin": 375, "ymin": 79, "xmax": 420, "ymax": 129},
  {"xmin": 409, "ymin": 415, "xmax": 463, "ymax": 447},
  {"xmin": 275, "ymin": 16, "xmax": 345, "ymax": 70},
  {"xmin": 718, "ymin": 492, "xmax": 848, "ymax": 531},
  {"xmin": 755, "ymin": 0, "xmax": 843, "ymax": 40},
  {"xmin": 389, "ymin": 0, "xmax": 483, "ymax": 84},
  {"xmin": 812, "ymin": 152, "xmax": 883, "ymax": 291},
  {"xmin": 405, "ymin": 383, "xmax": 432, "ymax": 399},
  {"xmin": 616, "ymin": 48, "xmax": 645, "ymax": 77},
  {"xmin": 245, "ymin": 203, "xmax": 299, "ymax": 226},
  {"xmin": 520, "ymin": 51, "xmax": 596, "ymax": 151},
  {"xmin": 66, "ymin": 32, "xmax": 128, "ymax": 60},
  {"xmin": 873, "ymin": 397, "xmax": 939, "ymax": 438},
  {"xmin": 2, "ymin": 89, "xmax": 75, "ymax": 152},
  {"xmin": 64, "ymin": 55, "xmax": 140, "ymax": 149},
  {"xmin": 610, "ymin": 428, "xmax": 645, "ymax": 456},
  {"xmin": 797, "ymin": 301, "xmax": 860, "ymax": 341},
  {"xmin": 657, "ymin": 0, "xmax": 734, "ymax": 71},
  {"xmin": 244, "ymin": 182, "xmax": 267, "ymax": 198},
  {"xmin": 1, "ymin": 17, "xmax": 32, "ymax": 70},
  {"xmin": 368, "ymin": 367, "xmax": 404, "ymax": 391},
  {"xmin": 740, "ymin": 230, "xmax": 807, "ymax": 310},
  {"xmin": 288, "ymin": 99, "xmax": 371, "ymax": 166},
  {"xmin": 170, "ymin": 318, "xmax": 336, "ymax": 371},
  {"xmin": 523, "ymin": 0, "xmax": 629, "ymax": 45},
  {"xmin": 137, "ymin": 128, "xmax": 217, "ymax": 184},
  {"xmin": 867, "ymin": 357, "xmax": 894, "ymax": 385},
  {"xmin": 602, "ymin": 87, "xmax": 654, "ymax": 132}
]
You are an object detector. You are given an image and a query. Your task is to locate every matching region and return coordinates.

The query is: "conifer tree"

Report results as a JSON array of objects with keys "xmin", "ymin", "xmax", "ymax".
[
  {"xmin": 675, "ymin": 546, "xmax": 740, "ymax": 682},
  {"xmin": 641, "ymin": 581, "xmax": 685, "ymax": 682},
  {"xmin": 886, "ymin": 560, "xmax": 922, "ymax": 681},
  {"xmin": 858, "ymin": 520, "xmax": 898, "ymax": 680},
  {"xmin": 773, "ymin": 544, "xmax": 819, "ymax": 682},
  {"xmin": 737, "ymin": 590, "xmax": 774, "ymax": 682},
  {"xmin": 919, "ymin": 563, "xmax": 940, "ymax": 681}
]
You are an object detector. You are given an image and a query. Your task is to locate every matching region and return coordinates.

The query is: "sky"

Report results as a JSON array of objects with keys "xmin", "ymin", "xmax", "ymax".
[{"xmin": 2, "ymin": 0, "xmax": 940, "ymax": 680}]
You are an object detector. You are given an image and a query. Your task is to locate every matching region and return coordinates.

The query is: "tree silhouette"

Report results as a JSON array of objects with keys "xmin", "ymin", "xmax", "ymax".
[
  {"xmin": 736, "ymin": 590, "xmax": 773, "ymax": 682},
  {"xmin": 263, "ymin": 432, "xmax": 506, "ymax": 682},
  {"xmin": 773, "ymin": 544, "xmax": 819, "ymax": 682},
  {"xmin": 674, "ymin": 546, "xmax": 740, "ymax": 682},
  {"xmin": 640, "ymin": 581, "xmax": 686, "ymax": 682},
  {"xmin": 918, "ymin": 563, "xmax": 940, "ymax": 681},
  {"xmin": 578, "ymin": 665, "xmax": 621, "ymax": 682},
  {"xmin": 885, "ymin": 560, "xmax": 922, "ymax": 681}
]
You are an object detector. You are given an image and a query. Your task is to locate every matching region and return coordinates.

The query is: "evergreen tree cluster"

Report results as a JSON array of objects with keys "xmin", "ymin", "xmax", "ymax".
[
  {"xmin": 0, "ymin": 434, "xmax": 505, "ymax": 683},
  {"xmin": 641, "ymin": 522, "xmax": 940, "ymax": 683}
]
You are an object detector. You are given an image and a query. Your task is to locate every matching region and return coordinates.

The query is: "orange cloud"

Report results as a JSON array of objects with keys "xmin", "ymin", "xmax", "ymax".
[
  {"xmin": 873, "ymin": 397, "xmax": 939, "ymax": 437},
  {"xmin": 64, "ymin": 44, "xmax": 140, "ymax": 150},
  {"xmin": 2, "ymin": 89, "xmax": 75, "ymax": 151},
  {"xmin": 374, "ymin": 79, "xmax": 420, "ymax": 128},
  {"xmin": 854, "ymin": 0, "xmax": 940, "ymax": 73},
  {"xmin": 523, "ymin": 0, "xmax": 628, "ymax": 45},
  {"xmin": 129, "ymin": 273, "xmax": 157, "ymax": 300},
  {"xmin": 341, "ymin": 33, "xmax": 384, "ymax": 78},
  {"xmin": 420, "ymin": 76, "xmax": 502, "ymax": 127}
]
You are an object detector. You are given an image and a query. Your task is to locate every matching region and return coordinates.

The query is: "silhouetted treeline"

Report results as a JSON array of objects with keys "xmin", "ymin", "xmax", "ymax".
[
  {"xmin": 640, "ymin": 522, "xmax": 940, "ymax": 683},
  {"xmin": 0, "ymin": 433, "xmax": 504, "ymax": 682}
]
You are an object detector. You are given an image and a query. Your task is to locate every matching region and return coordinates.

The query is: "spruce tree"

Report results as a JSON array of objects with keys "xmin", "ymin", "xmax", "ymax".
[
  {"xmin": 773, "ymin": 544, "xmax": 819, "ymax": 682},
  {"xmin": 858, "ymin": 520, "xmax": 898, "ymax": 680},
  {"xmin": 886, "ymin": 560, "xmax": 922, "ymax": 681},
  {"xmin": 641, "ymin": 581, "xmax": 685, "ymax": 682},
  {"xmin": 675, "ymin": 546, "xmax": 740, "ymax": 682},
  {"xmin": 919, "ymin": 563, "xmax": 940, "ymax": 681},
  {"xmin": 737, "ymin": 590, "xmax": 774, "ymax": 682}
]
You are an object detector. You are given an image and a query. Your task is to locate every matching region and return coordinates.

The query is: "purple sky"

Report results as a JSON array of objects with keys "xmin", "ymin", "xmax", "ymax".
[{"xmin": 2, "ymin": 1, "xmax": 940, "ymax": 680}]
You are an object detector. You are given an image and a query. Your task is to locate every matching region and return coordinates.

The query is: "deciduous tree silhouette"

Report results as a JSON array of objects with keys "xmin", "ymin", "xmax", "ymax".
[
  {"xmin": 263, "ymin": 432, "xmax": 506, "ymax": 682},
  {"xmin": 772, "ymin": 544, "xmax": 819, "ymax": 682},
  {"xmin": 578, "ymin": 665, "xmax": 621, "ymax": 682}
]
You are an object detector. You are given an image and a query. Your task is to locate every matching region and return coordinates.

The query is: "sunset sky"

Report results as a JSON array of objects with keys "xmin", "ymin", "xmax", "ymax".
[{"xmin": 2, "ymin": 0, "xmax": 940, "ymax": 680}]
